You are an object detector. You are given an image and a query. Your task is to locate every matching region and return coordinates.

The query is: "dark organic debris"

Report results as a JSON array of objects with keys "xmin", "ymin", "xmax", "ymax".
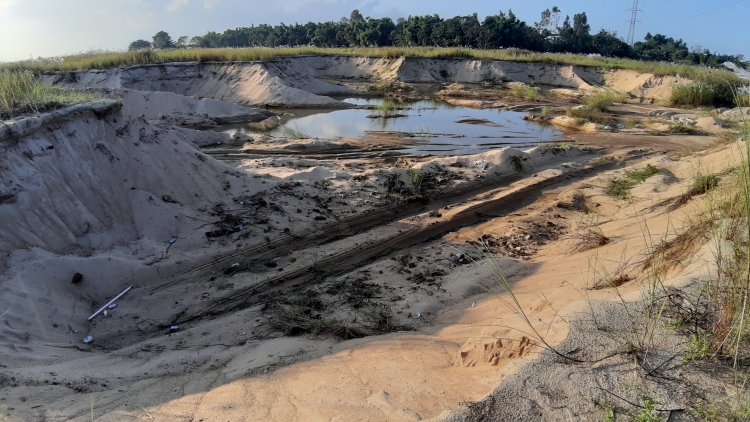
[{"xmin": 71, "ymin": 272, "xmax": 83, "ymax": 284}]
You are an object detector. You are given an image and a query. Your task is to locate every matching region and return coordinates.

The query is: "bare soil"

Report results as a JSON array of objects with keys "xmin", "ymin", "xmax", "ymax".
[{"xmin": 1, "ymin": 59, "xmax": 744, "ymax": 421}]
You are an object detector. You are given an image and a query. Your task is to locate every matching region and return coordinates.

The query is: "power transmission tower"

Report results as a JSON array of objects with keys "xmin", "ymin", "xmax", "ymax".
[{"xmin": 627, "ymin": 0, "xmax": 643, "ymax": 45}]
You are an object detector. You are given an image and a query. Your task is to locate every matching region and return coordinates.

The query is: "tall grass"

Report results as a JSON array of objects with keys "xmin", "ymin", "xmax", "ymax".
[
  {"xmin": 586, "ymin": 89, "xmax": 629, "ymax": 111},
  {"xmin": 0, "ymin": 69, "xmax": 103, "ymax": 119},
  {"xmin": 279, "ymin": 122, "xmax": 311, "ymax": 139},
  {"xmin": 0, "ymin": 47, "xmax": 740, "ymax": 81},
  {"xmin": 669, "ymin": 70, "xmax": 745, "ymax": 108},
  {"xmin": 510, "ymin": 85, "xmax": 541, "ymax": 101}
]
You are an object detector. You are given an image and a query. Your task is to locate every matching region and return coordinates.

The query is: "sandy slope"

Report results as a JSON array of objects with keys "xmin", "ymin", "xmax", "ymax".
[{"xmin": 45, "ymin": 57, "xmax": 685, "ymax": 111}]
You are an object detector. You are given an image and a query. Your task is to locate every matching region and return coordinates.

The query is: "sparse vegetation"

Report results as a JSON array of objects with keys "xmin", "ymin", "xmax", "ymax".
[
  {"xmin": 407, "ymin": 168, "xmax": 424, "ymax": 194},
  {"xmin": 606, "ymin": 178, "xmax": 638, "ymax": 199},
  {"xmin": 280, "ymin": 122, "xmax": 312, "ymax": 139},
  {"xmin": 683, "ymin": 332, "xmax": 712, "ymax": 363},
  {"xmin": 632, "ymin": 397, "xmax": 663, "ymax": 422},
  {"xmin": 625, "ymin": 164, "xmax": 661, "ymax": 183},
  {"xmin": 586, "ymin": 89, "xmax": 628, "ymax": 111},
  {"xmin": 605, "ymin": 164, "xmax": 660, "ymax": 199},
  {"xmin": 667, "ymin": 124, "xmax": 701, "ymax": 135},
  {"xmin": 2, "ymin": 47, "xmax": 743, "ymax": 83},
  {"xmin": 0, "ymin": 69, "xmax": 104, "ymax": 119},
  {"xmin": 510, "ymin": 84, "xmax": 541, "ymax": 101},
  {"xmin": 566, "ymin": 106, "xmax": 616, "ymax": 126},
  {"xmin": 508, "ymin": 155, "xmax": 524, "ymax": 172},
  {"xmin": 670, "ymin": 71, "xmax": 745, "ymax": 108}
]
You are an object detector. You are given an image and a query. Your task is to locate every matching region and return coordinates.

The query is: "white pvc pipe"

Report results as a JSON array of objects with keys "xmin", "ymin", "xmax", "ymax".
[{"xmin": 88, "ymin": 286, "xmax": 132, "ymax": 321}]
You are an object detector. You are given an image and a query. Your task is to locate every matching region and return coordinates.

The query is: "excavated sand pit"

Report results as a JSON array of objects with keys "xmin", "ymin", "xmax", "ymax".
[{"xmin": 0, "ymin": 57, "xmax": 737, "ymax": 421}]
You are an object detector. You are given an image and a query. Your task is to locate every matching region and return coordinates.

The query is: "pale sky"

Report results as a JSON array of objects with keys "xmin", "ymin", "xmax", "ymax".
[{"xmin": 0, "ymin": 0, "xmax": 747, "ymax": 62}]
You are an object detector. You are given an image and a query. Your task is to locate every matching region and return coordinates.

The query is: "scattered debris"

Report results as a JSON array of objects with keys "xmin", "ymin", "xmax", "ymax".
[
  {"xmin": 88, "ymin": 286, "xmax": 133, "ymax": 321},
  {"xmin": 82, "ymin": 336, "xmax": 93, "ymax": 344}
]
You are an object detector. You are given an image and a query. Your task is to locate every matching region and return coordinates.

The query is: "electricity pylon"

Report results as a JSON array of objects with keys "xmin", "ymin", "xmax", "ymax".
[{"xmin": 627, "ymin": 0, "xmax": 643, "ymax": 45}]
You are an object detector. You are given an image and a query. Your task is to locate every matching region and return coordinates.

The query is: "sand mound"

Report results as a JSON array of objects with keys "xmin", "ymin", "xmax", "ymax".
[
  {"xmin": 117, "ymin": 89, "xmax": 275, "ymax": 126},
  {"xmin": 0, "ymin": 103, "xmax": 279, "ymax": 365}
]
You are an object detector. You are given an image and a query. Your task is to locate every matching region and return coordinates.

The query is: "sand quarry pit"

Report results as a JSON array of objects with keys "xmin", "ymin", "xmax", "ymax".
[{"xmin": 0, "ymin": 57, "xmax": 740, "ymax": 421}]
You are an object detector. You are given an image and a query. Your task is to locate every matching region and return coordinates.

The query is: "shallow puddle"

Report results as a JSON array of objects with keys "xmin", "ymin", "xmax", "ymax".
[{"xmin": 219, "ymin": 98, "xmax": 562, "ymax": 155}]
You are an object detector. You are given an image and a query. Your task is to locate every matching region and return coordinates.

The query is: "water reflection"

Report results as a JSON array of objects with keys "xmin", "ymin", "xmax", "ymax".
[{"xmin": 219, "ymin": 98, "xmax": 562, "ymax": 155}]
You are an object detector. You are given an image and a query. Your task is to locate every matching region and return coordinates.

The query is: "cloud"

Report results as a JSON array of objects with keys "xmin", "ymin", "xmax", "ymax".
[
  {"xmin": 203, "ymin": 0, "xmax": 220, "ymax": 9},
  {"xmin": 167, "ymin": 0, "xmax": 189, "ymax": 12}
]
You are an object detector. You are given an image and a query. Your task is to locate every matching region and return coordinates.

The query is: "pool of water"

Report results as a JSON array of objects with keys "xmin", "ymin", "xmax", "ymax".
[{"xmin": 219, "ymin": 98, "xmax": 562, "ymax": 155}]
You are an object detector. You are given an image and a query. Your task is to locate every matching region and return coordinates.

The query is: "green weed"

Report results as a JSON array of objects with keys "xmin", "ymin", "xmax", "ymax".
[
  {"xmin": 683, "ymin": 332, "xmax": 712, "ymax": 363},
  {"xmin": 633, "ymin": 397, "xmax": 663, "ymax": 422},
  {"xmin": 407, "ymin": 168, "xmax": 424, "ymax": 194}
]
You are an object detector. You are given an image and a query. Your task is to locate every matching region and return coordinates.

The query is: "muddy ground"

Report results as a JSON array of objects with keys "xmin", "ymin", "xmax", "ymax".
[{"xmin": 1, "ymin": 61, "xmax": 745, "ymax": 421}]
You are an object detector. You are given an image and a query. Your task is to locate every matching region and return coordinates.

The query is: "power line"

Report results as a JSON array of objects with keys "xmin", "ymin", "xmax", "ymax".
[{"xmin": 652, "ymin": 0, "xmax": 746, "ymax": 28}]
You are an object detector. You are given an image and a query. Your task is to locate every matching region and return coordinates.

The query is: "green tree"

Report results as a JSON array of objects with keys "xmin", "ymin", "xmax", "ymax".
[
  {"xmin": 152, "ymin": 31, "xmax": 174, "ymax": 49},
  {"xmin": 128, "ymin": 39, "xmax": 152, "ymax": 51}
]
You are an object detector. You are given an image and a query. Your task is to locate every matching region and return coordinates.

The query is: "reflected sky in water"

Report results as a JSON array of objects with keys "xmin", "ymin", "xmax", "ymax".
[{"xmin": 221, "ymin": 98, "xmax": 562, "ymax": 155}]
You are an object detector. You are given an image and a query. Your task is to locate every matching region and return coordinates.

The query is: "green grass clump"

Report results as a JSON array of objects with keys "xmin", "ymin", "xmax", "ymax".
[
  {"xmin": 669, "ymin": 70, "xmax": 745, "ymax": 108},
  {"xmin": 671, "ymin": 83, "xmax": 717, "ymax": 108},
  {"xmin": 566, "ymin": 106, "xmax": 615, "ymax": 126},
  {"xmin": 606, "ymin": 178, "xmax": 637, "ymax": 199},
  {"xmin": 0, "ymin": 69, "xmax": 103, "ymax": 119},
  {"xmin": 690, "ymin": 173, "xmax": 721, "ymax": 196},
  {"xmin": 279, "ymin": 122, "xmax": 311, "ymax": 139},
  {"xmin": 625, "ymin": 164, "xmax": 661, "ymax": 182},
  {"xmin": 606, "ymin": 164, "xmax": 661, "ymax": 199},
  {"xmin": 510, "ymin": 84, "xmax": 541, "ymax": 101},
  {"xmin": 585, "ymin": 89, "xmax": 628, "ymax": 111},
  {"xmin": 667, "ymin": 124, "xmax": 701, "ymax": 135}
]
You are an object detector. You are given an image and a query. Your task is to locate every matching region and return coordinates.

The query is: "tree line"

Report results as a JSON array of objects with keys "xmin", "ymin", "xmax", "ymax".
[{"xmin": 128, "ymin": 8, "xmax": 746, "ymax": 69}]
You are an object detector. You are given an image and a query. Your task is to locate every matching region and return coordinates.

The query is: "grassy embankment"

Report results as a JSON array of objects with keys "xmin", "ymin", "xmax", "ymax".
[
  {"xmin": 1, "ymin": 47, "xmax": 746, "ymax": 118},
  {"xmin": 0, "ymin": 47, "xmax": 739, "ymax": 80},
  {"xmin": 0, "ymin": 69, "xmax": 103, "ymax": 119}
]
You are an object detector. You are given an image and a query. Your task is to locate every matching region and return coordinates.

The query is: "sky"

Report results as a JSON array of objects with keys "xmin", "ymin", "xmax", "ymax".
[{"xmin": 0, "ymin": 0, "xmax": 748, "ymax": 62}]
